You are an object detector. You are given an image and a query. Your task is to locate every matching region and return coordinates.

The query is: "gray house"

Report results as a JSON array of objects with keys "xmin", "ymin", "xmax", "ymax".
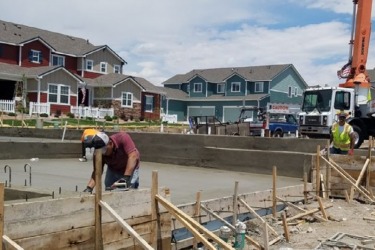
[{"xmin": 161, "ymin": 64, "xmax": 308, "ymax": 122}]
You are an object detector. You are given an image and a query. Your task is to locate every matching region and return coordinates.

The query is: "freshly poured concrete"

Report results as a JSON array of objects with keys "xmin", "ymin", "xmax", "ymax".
[{"xmin": 0, "ymin": 157, "xmax": 302, "ymax": 205}]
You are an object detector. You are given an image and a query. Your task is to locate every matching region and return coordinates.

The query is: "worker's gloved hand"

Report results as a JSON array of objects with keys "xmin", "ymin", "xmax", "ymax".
[
  {"xmin": 83, "ymin": 186, "xmax": 93, "ymax": 193},
  {"xmin": 348, "ymin": 149, "xmax": 354, "ymax": 155},
  {"xmin": 111, "ymin": 175, "xmax": 131, "ymax": 190}
]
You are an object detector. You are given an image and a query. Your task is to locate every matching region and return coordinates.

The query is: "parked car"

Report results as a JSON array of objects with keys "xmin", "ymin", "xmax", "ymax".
[{"xmin": 268, "ymin": 113, "xmax": 299, "ymax": 137}]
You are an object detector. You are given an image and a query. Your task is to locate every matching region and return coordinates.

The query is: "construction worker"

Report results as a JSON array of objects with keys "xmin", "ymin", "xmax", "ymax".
[
  {"xmin": 79, "ymin": 128, "xmax": 99, "ymax": 162},
  {"xmin": 83, "ymin": 131, "xmax": 140, "ymax": 192},
  {"xmin": 330, "ymin": 111, "xmax": 355, "ymax": 155}
]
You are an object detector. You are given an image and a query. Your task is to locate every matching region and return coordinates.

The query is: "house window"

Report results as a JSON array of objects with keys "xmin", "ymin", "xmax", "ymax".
[
  {"xmin": 255, "ymin": 82, "xmax": 264, "ymax": 93},
  {"xmin": 294, "ymin": 87, "xmax": 298, "ymax": 96},
  {"xmin": 288, "ymin": 86, "xmax": 292, "ymax": 97},
  {"xmin": 29, "ymin": 50, "xmax": 42, "ymax": 63},
  {"xmin": 114, "ymin": 64, "xmax": 121, "ymax": 73},
  {"xmin": 100, "ymin": 62, "xmax": 107, "ymax": 73},
  {"xmin": 52, "ymin": 55, "xmax": 65, "ymax": 66},
  {"xmin": 187, "ymin": 84, "xmax": 190, "ymax": 94},
  {"xmin": 145, "ymin": 95, "xmax": 154, "ymax": 112},
  {"xmin": 217, "ymin": 83, "xmax": 225, "ymax": 93},
  {"xmin": 121, "ymin": 92, "xmax": 133, "ymax": 107},
  {"xmin": 231, "ymin": 82, "xmax": 240, "ymax": 92},
  {"xmin": 48, "ymin": 84, "xmax": 70, "ymax": 104},
  {"xmin": 86, "ymin": 60, "xmax": 93, "ymax": 71},
  {"xmin": 194, "ymin": 83, "xmax": 202, "ymax": 92}
]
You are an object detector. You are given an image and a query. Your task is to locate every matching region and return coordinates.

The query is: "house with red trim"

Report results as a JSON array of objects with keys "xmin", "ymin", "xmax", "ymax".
[{"xmin": 0, "ymin": 20, "xmax": 163, "ymax": 120}]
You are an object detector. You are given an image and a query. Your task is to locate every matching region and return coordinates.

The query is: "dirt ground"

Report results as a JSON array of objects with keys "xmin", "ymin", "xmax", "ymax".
[{"xmin": 245, "ymin": 197, "xmax": 375, "ymax": 249}]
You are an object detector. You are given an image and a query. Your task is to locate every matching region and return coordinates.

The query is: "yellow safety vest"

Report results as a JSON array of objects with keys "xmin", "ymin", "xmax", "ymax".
[{"xmin": 331, "ymin": 123, "xmax": 351, "ymax": 151}]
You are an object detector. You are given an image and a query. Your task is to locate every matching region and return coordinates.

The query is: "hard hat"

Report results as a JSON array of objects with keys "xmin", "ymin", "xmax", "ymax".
[{"xmin": 337, "ymin": 110, "xmax": 348, "ymax": 118}]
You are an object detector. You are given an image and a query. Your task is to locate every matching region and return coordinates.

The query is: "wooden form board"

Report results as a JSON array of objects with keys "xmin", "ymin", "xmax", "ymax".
[
  {"xmin": 3, "ymin": 188, "xmax": 171, "ymax": 249},
  {"xmin": 313, "ymin": 155, "xmax": 375, "ymax": 198}
]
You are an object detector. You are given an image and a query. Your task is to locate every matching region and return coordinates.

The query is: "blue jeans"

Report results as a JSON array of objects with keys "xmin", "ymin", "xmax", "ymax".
[
  {"xmin": 330, "ymin": 146, "xmax": 348, "ymax": 155},
  {"xmin": 104, "ymin": 167, "xmax": 139, "ymax": 189}
]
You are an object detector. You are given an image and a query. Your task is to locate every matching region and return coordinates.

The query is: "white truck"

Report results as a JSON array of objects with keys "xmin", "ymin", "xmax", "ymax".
[{"xmin": 299, "ymin": 0, "xmax": 374, "ymax": 148}]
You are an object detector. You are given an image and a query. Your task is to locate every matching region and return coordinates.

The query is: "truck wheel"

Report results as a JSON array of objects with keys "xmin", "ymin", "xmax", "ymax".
[
  {"xmin": 273, "ymin": 130, "xmax": 283, "ymax": 138},
  {"xmin": 351, "ymin": 124, "xmax": 364, "ymax": 149}
]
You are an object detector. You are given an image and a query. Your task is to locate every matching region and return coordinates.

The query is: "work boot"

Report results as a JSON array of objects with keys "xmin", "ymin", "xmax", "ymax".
[{"xmin": 79, "ymin": 156, "xmax": 87, "ymax": 162}]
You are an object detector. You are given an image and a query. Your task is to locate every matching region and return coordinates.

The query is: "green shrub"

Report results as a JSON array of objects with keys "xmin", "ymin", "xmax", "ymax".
[
  {"xmin": 66, "ymin": 112, "xmax": 75, "ymax": 118},
  {"xmin": 112, "ymin": 115, "xmax": 118, "ymax": 120},
  {"xmin": 7, "ymin": 112, "xmax": 16, "ymax": 117},
  {"xmin": 40, "ymin": 113, "xmax": 49, "ymax": 117},
  {"xmin": 104, "ymin": 115, "xmax": 113, "ymax": 121}
]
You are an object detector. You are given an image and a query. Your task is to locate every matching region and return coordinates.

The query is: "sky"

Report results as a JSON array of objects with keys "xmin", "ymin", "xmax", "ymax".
[{"xmin": 1, "ymin": 0, "xmax": 375, "ymax": 87}]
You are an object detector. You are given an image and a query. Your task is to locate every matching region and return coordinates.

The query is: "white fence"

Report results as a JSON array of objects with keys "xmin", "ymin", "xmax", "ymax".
[
  {"xmin": 71, "ymin": 106, "xmax": 114, "ymax": 119},
  {"xmin": 0, "ymin": 100, "xmax": 16, "ymax": 113},
  {"xmin": 29, "ymin": 102, "xmax": 50, "ymax": 116}
]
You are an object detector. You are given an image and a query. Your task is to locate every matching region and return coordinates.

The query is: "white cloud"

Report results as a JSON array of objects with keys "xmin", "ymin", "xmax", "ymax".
[{"xmin": 0, "ymin": 0, "xmax": 373, "ymax": 87}]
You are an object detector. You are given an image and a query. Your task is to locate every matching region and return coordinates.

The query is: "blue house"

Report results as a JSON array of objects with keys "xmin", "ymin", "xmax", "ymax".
[{"xmin": 161, "ymin": 64, "xmax": 308, "ymax": 122}]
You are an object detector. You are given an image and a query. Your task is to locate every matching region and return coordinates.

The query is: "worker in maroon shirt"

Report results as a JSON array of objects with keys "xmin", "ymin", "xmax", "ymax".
[{"xmin": 83, "ymin": 131, "xmax": 140, "ymax": 192}]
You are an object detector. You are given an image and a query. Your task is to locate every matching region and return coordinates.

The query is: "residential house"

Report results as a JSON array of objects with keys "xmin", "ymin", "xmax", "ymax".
[
  {"xmin": 0, "ymin": 20, "xmax": 162, "ymax": 120},
  {"xmin": 161, "ymin": 64, "xmax": 308, "ymax": 122}
]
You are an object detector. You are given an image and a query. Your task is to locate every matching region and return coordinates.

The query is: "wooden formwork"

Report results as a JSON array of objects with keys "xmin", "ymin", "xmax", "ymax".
[
  {"xmin": 311, "ymin": 138, "xmax": 375, "ymax": 202},
  {"xmin": 1, "ymin": 188, "xmax": 171, "ymax": 250}
]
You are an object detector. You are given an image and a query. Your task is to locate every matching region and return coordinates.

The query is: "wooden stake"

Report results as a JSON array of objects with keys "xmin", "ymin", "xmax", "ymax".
[
  {"xmin": 193, "ymin": 192, "xmax": 201, "ymax": 249},
  {"xmin": 94, "ymin": 149, "xmax": 103, "ymax": 250},
  {"xmin": 0, "ymin": 183, "xmax": 3, "ymax": 250},
  {"xmin": 282, "ymin": 204, "xmax": 333, "ymax": 223},
  {"xmin": 344, "ymin": 190, "xmax": 350, "ymax": 203},
  {"xmin": 281, "ymin": 212, "xmax": 290, "ymax": 242},
  {"xmin": 366, "ymin": 137, "xmax": 373, "ymax": 189},
  {"xmin": 320, "ymin": 174, "xmax": 326, "ymax": 198},
  {"xmin": 272, "ymin": 166, "xmax": 277, "ymax": 218},
  {"xmin": 316, "ymin": 196, "xmax": 328, "ymax": 220},
  {"xmin": 233, "ymin": 181, "xmax": 239, "ymax": 227},
  {"xmin": 303, "ymin": 172, "xmax": 308, "ymax": 204},
  {"xmin": 355, "ymin": 158, "xmax": 370, "ymax": 187},
  {"xmin": 316, "ymin": 145, "xmax": 321, "ymax": 196},
  {"xmin": 325, "ymin": 139, "xmax": 331, "ymax": 197},
  {"xmin": 263, "ymin": 221, "xmax": 269, "ymax": 250},
  {"xmin": 150, "ymin": 171, "xmax": 159, "ymax": 249}
]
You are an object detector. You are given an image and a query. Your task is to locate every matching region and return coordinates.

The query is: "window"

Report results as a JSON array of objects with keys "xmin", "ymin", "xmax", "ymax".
[
  {"xmin": 194, "ymin": 83, "xmax": 202, "ymax": 92},
  {"xmin": 48, "ymin": 84, "xmax": 70, "ymax": 104},
  {"xmin": 288, "ymin": 86, "xmax": 292, "ymax": 97},
  {"xmin": 114, "ymin": 64, "xmax": 121, "ymax": 73},
  {"xmin": 187, "ymin": 84, "xmax": 190, "ymax": 94},
  {"xmin": 52, "ymin": 55, "xmax": 65, "ymax": 66},
  {"xmin": 86, "ymin": 60, "xmax": 93, "ymax": 71},
  {"xmin": 217, "ymin": 83, "xmax": 225, "ymax": 93},
  {"xmin": 29, "ymin": 50, "xmax": 42, "ymax": 63},
  {"xmin": 231, "ymin": 82, "xmax": 240, "ymax": 92},
  {"xmin": 100, "ymin": 62, "xmax": 107, "ymax": 73},
  {"xmin": 294, "ymin": 87, "xmax": 298, "ymax": 96},
  {"xmin": 145, "ymin": 95, "xmax": 154, "ymax": 112},
  {"xmin": 122, "ymin": 92, "xmax": 133, "ymax": 107},
  {"xmin": 255, "ymin": 82, "xmax": 264, "ymax": 93}
]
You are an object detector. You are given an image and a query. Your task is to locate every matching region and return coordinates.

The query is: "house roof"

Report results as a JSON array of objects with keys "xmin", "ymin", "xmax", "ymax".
[
  {"xmin": 0, "ymin": 62, "xmax": 82, "ymax": 83},
  {"xmin": 0, "ymin": 20, "xmax": 126, "ymax": 63},
  {"xmin": 163, "ymin": 64, "xmax": 295, "ymax": 84},
  {"xmin": 157, "ymin": 86, "xmax": 189, "ymax": 100},
  {"xmin": 84, "ymin": 73, "xmax": 164, "ymax": 94}
]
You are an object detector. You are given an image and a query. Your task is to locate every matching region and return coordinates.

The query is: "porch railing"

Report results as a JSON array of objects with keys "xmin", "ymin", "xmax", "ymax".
[
  {"xmin": 71, "ymin": 106, "xmax": 114, "ymax": 119},
  {"xmin": 0, "ymin": 100, "xmax": 16, "ymax": 113},
  {"xmin": 29, "ymin": 102, "xmax": 50, "ymax": 116}
]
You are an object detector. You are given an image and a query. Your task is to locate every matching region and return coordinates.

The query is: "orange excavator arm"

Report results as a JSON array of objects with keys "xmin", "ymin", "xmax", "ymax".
[{"xmin": 339, "ymin": 0, "xmax": 372, "ymax": 88}]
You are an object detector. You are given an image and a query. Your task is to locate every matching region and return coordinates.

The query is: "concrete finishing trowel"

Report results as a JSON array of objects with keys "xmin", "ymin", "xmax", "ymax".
[{"xmin": 109, "ymin": 178, "xmax": 130, "ymax": 191}]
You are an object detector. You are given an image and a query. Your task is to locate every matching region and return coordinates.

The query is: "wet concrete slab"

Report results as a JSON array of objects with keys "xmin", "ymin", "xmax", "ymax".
[{"xmin": 0, "ymin": 156, "xmax": 303, "ymax": 205}]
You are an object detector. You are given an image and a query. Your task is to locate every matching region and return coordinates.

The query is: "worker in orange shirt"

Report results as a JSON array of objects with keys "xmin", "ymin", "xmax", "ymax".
[{"xmin": 79, "ymin": 128, "xmax": 99, "ymax": 162}]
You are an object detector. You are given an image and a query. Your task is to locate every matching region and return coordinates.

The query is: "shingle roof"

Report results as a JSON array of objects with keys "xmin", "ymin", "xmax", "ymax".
[
  {"xmin": 157, "ymin": 86, "xmax": 189, "ymax": 100},
  {"xmin": 84, "ymin": 73, "xmax": 164, "ymax": 94},
  {"xmin": 0, "ymin": 62, "xmax": 82, "ymax": 82},
  {"xmin": 0, "ymin": 20, "xmax": 125, "ymax": 62},
  {"xmin": 163, "ymin": 64, "xmax": 292, "ymax": 84}
]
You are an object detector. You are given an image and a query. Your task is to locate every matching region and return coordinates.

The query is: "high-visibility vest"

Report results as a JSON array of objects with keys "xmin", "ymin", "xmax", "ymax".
[{"xmin": 331, "ymin": 123, "xmax": 351, "ymax": 151}]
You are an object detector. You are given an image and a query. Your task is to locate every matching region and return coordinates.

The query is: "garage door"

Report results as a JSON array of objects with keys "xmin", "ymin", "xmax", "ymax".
[
  {"xmin": 223, "ymin": 107, "xmax": 242, "ymax": 123},
  {"xmin": 188, "ymin": 106, "xmax": 215, "ymax": 117}
]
